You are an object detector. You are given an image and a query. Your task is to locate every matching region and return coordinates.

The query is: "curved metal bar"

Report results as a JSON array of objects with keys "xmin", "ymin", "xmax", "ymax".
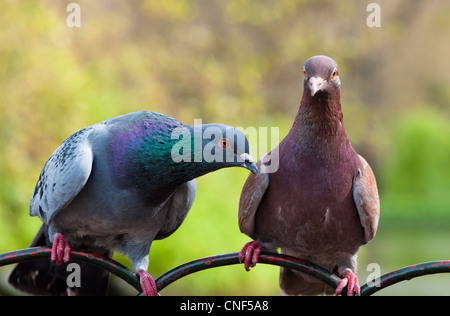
[
  {"xmin": 360, "ymin": 260, "xmax": 450, "ymax": 296},
  {"xmin": 1, "ymin": 247, "xmax": 341, "ymax": 295},
  {"xmin": 0, "ymin": 247, "xmax": 141, "ymax": 292},
  {"xmin": 155, "ymin": 251, "xmax": 342, "ymax": 293},
  {"xmin": 3, "ymin": 247, "xmax": 450, "ymax": 296}
]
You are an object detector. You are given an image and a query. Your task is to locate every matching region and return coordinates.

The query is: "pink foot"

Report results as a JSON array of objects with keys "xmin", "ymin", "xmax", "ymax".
[
  {"xmin": 50, "ymin": 232, "xmax": 71, "ymax": 265},
  {"xmin": 238, "ymin": 240, "xmax": 262, "ymax": 271},
  {"xmin": 335, "ymin": 269, "xmax": 360, "ymax": 296},
  {"xmin": 138, "ymin": 269, "xmax": 158, "ymax": 296}
]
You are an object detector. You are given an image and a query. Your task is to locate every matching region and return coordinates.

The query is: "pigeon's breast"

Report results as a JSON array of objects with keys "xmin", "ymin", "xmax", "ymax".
[{"xmin": 255, "ymin": 144, "xmax": 364, "ymax": 254}]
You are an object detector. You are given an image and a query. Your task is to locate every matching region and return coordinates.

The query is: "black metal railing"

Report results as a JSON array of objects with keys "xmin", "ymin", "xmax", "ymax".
[{"xmin": 1, "ymin": 247, "xmax": 449, "ymax": 295}]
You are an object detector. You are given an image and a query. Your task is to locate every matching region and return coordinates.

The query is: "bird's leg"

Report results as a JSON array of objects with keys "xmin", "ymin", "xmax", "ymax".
[
  {"xmin": 335, "ymin": 269, "xmax": 360, "ymax": 296},
  {"xmin": 238, "ymin": 240, "xmax": 262, "ymax": 271},
  {"xmin": 50, "ymin": 232, "xmax": 71, "ymax": 265},
  {"xmin": 138, "ymin": 269, "xmax": 158, "ymax": 296}
]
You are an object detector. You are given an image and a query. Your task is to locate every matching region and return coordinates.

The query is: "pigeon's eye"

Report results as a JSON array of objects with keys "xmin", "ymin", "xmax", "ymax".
[
  {"xmin": 303, "ymin": 69, "xmax": 307, "ymax": 77},
  {"xmin": 220, "ymin": 138, "xmax": 230, "ymax": 149},
  {"xmin": 331, "ymin": 69, "xmax": 338, "ymax": 79}
]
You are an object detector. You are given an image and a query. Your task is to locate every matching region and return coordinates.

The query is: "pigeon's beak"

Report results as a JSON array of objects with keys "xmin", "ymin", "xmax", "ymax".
[
  {"xmin": 239, "ymin": 153, "xmax": 258, "ymax": 174},
  {"xmin": 309, "ymin": 77, "xmax": 325, "ymax": 96}
]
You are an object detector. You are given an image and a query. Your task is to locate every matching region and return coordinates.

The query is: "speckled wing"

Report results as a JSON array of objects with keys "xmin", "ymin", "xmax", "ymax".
[
  {"xmin": 353, "ymin": 155, "xmax": 380, "ymax": 244},
  {"xmin": 30, "ymin": 127, "xmax": 94, "ymax": 224},
  {"xmin": 238, "ymin": 155, "xmax": 270, "ymax": 238}
]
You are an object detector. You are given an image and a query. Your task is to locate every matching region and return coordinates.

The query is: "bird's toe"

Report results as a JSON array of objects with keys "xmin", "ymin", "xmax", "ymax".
[
  {"xmin": 335, "ymin": 269, "xmax": 360, "ymax": 296},
  {"xmin": 138, "ymin": 269, "xmax": 158, "ymax": 296},
  {"xmin": 239, "ymin": 241, "xmax": 262, "ymax": 271},
  {"xmin": 51, "ymin": 232, "xmax": 71, "ymax": 265}
]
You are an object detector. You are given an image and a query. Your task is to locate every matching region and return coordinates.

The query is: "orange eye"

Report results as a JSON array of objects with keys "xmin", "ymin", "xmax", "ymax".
[
  {"xmin": 303, "ymin": 69, "xmax": 307, "ymax": 77},
  {"xmin": 220, "ymin": 138, "xmax": 229, "ymax": 149},
  {"xmin": 331, "ymin": 69, "xmax": 338, "ymax": 78}
]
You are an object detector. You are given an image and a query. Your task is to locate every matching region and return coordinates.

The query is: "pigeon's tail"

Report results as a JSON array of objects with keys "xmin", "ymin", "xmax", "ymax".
[
  {"xmin": 8, "ymin": 225, "xmax": 111, "ymax": 296},
  {"xmin": 279, "ymin": 267, "xmax": 335, "ymax": 296}
]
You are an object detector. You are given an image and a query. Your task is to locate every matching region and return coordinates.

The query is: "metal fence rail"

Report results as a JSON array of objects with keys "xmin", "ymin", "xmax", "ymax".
[
  {"xmin": 1, "ymin": 247, "xmax": 450, "ymax": 295},
  {"xmin": 360, "ymin": 260, "xmax": 450, "ymax": 296},
  {"xmin": 0, "ymin": 247, "xmax": 141, "ymax": 292}
]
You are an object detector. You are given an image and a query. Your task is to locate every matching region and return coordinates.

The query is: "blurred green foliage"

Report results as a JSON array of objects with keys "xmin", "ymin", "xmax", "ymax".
[
  {"xmin": 382, "ymin": 109, "xmax": 450, "ymax": 218},
  {"xmin": 1, "ymin": 0, "xmax": 450, "ymax": 295}
]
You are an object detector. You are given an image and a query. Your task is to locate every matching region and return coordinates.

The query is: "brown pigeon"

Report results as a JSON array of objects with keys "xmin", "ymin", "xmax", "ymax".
[{"xmin": 238, "ymin": 55, "xmax": 380, "ymax": 296}]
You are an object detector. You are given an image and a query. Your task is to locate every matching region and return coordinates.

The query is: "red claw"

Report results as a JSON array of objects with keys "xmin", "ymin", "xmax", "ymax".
[
  {"xmin": 138, "ymin": 269, "xmax": 158, "ymax": 296},
  {"xmin": 51, "ymin": 232, "xmax": 71, "ymax": 265},
  {"xmin": 335, "ymin": 269, "xmax": 360, "ymax": 296},
  {"xmin": 238, "ymin": 241, "xmax": 262, "ymax": 271}
]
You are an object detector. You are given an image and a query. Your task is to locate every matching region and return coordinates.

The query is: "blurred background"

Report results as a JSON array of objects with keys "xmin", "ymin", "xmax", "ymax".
[{"xmin": 1, "ymin": 0, "xmax": 449, "ymax": 295}]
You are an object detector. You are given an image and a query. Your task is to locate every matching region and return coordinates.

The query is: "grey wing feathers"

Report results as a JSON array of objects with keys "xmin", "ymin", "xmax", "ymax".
[
  {"xmin": 352, "ymin": 155, "xmax": 380, "ymax": 244},
  {"xmin": 30, "ymin": 127, "xmax": 94, "ymax": 224},
  {"xmin": 238, "ymin": 155, "xmax": 270, "ymax": 238},
  {"xmin": 155, "ymin": 179, "xmax": 197, "ymax": 240}
]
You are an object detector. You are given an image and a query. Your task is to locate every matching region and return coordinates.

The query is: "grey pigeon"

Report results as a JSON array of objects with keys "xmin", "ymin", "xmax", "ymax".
[
  {"xmin": 238, "ymin": 56, "xmax": 380, "ymax": 296},
  {"xmin": 9, "ymin": 110, "xmax": 257, "ymax": 296}
]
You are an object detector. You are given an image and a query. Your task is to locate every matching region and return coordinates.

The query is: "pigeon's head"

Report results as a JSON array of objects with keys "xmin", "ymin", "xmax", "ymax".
[
  {"xmin": 197, "ymin": 124, "xmax": 258, "ymax": 174},
  {"xmin": 303, "ymin": 55, "xmax": 340, "ymax": 97}
]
